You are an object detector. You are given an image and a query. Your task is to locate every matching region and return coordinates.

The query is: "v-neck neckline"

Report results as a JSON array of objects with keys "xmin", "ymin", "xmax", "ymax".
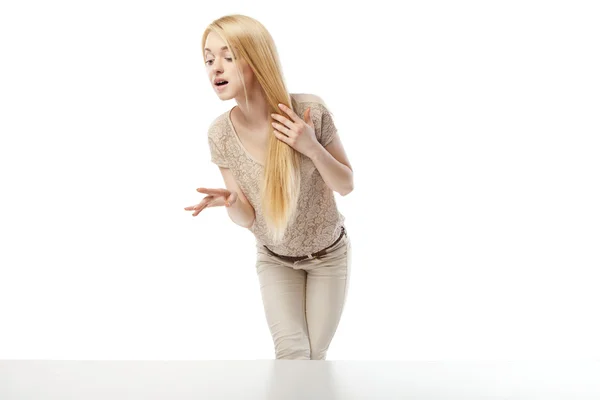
[{"xmin": 226, "ymin": 106, "xmax": 266, "ymax": 167}]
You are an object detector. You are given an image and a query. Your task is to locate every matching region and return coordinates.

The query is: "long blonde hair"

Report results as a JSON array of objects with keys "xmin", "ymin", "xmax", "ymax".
[{"xmin": 202, "ymin": 15, "xmax": 301, "ymax": 243}]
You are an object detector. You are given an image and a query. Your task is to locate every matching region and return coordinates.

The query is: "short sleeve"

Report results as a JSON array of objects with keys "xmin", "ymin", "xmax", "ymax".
[
  {"xmin": 318, "ymin": 103, "xmax": 338, "ymax": 147},
  {"xmin": 208, "ymin": 133, "xmax": 229, "ymax": 168}
]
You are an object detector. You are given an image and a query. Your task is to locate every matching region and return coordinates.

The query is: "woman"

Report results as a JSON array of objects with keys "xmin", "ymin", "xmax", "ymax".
[{"xmin": 184, "ymin": 14, "xmax": 354, "ymax": 360}]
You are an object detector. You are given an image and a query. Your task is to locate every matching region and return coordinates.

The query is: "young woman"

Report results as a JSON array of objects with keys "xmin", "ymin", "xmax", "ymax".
[{"xmin": 184, "ymin": 14, "xmax": 354, "ymax": 360}]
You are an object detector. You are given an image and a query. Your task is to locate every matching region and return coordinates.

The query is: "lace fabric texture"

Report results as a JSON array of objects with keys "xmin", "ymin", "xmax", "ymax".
[{"xmin": 207, "ymin": 93, "xmax": 346, "ymax": 257}]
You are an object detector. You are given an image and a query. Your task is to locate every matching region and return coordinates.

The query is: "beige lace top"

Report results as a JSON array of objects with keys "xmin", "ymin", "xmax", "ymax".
[{"xmin": 207, "ymin": 93, "xmax": 346, "ymax": 257}]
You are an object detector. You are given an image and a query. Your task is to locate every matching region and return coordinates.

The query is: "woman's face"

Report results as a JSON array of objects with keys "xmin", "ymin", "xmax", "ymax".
[{"xmin": 204, "ymin": 32, "xmax": 254, "ymax": 100}]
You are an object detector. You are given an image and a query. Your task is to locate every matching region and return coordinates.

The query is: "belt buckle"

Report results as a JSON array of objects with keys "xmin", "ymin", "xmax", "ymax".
[{"xmin": 306, "ymin": 251, "xmax": 324, "ymax": 261}]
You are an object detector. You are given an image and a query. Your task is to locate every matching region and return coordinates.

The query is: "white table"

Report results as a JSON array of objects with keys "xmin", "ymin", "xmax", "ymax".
[{"xmin": 1, "ymin": 360, "xmax": 599, "ymax": 399}]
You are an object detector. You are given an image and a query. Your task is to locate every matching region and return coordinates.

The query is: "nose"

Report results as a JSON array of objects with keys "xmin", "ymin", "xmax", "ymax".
[{"xmin": 211, "ymin": 59, "xmax": 224, "ymax": 74}]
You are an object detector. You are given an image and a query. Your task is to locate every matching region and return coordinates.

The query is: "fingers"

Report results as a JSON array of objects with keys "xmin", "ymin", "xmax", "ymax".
[
  {"xmin": 193, "ymin": 201, "xmax": 211, "ymax": 216},
  {"xmin": 197, "ymin": 187, "xmax": 228, "ymax": 196},
  {"xmin": 184, "ymin": 195, "xmax": 213, "ymax": 216},
  {"xmin": 278, "ymin": 103, "xmax": 301, "ymax": 123},
  {"xmin": 184, "ymin": 203, "xmax": 203, "ymax": 216},
  {"xmin": 271, "ymin": 113, "xmax": 293, "ymax": 130},
  {"xmin": 186, "ymin": 188, "xmax": 234, "ymax": 216},
  {"xmin": 184, "ymin": 201, "xmax": 205, "ymax": 211},
  {"xmin": 225, "ymin": 191, "xmax": 237, "ymax": 207},
  {"xmin": 272, "ymin": 121, "xmax": 291, "ymax": 135},
  {"xmin": 185, "ymin": 193, "xmax": 232, "ymax": 215}
]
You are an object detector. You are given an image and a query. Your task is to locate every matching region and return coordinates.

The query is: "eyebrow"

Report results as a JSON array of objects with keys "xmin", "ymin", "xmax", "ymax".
[{"xmin": 204, "ymin": 46, "xmax": 230, "ymax": 53}]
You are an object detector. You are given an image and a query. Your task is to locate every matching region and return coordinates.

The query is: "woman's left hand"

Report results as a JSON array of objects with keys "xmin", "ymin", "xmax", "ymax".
[{"xmin": 271, "ymin": 103, "xmax": 319, "ymax": 158}]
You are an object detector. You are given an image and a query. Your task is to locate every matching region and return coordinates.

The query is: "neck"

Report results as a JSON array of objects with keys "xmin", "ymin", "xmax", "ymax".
[{"xmin": 234, "ymin": 85, "xmax": 270, "ymax": 130}]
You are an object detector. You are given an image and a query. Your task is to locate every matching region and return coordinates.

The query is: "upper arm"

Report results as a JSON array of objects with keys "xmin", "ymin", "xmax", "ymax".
[{"xmin": 218, "ymin": 166, "xmax": 253, "ymax": 208}]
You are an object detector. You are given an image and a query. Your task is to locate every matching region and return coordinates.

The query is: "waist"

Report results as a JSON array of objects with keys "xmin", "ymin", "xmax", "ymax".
[{"xmin": 263, "ymin": 226, "xmax": 346, "ymax": 262}]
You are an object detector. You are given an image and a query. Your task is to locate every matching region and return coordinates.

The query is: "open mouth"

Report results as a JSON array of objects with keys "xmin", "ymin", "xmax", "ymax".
[{"xmin": 215, "ymin": 81, "xmax": 229, "ymax": 86}]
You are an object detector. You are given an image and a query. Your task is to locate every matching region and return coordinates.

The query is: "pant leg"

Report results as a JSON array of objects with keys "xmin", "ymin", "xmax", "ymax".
[
  {"xmin": 255, "ymin": 249, "xmax": 311, "ymax": 360},
  {"xmin": 303, "ymin": 234, "xmax": 352, "ymax": 360}
]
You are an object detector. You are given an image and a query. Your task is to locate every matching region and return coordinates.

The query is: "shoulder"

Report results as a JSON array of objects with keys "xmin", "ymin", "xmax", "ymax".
[
  {"xmin": 207, "ymin": 109, "xmax": 231, "ymax": 141},
  {"xmin": 290, "ymin": 93, "xmax": 334, "ymax": 124},
  {"xmin": 291, "ymin": 93, "xmax": 330, "ymax": 109}
]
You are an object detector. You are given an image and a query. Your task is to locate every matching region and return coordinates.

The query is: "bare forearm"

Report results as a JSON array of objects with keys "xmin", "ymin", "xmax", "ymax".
[
  {"xmin": 226, "ymin": 196, "xmax": 255, "ymax": 229},
  {"xmin": 308, "ymin": 145, "xmax": 354, "ymax": 195}
]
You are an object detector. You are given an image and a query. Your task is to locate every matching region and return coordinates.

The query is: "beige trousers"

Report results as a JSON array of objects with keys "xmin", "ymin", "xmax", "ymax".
[{"xmin": 254, "ymin": 231, "xmax": 352, "ymax": 360}]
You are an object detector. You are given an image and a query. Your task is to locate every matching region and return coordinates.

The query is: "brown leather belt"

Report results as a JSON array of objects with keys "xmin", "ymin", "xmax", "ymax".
[{"xmin": 263, "ymin": 226, "xmax": 346, "ymax": 262}]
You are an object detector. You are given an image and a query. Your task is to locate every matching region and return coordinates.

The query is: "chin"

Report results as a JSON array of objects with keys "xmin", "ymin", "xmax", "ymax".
[
  {"xmin": 217, "ymin": 93, "xmax": 234, "ymax": 101},
  {"xmin": 215, "ymin": 88, "xmax": 234, "ymax": 98}
]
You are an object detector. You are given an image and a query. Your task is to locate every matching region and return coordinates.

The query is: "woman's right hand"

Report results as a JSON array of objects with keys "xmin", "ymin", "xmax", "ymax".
[{"xmin": 184, "ymin": 187, "xmax": 238, "ymax": 217}]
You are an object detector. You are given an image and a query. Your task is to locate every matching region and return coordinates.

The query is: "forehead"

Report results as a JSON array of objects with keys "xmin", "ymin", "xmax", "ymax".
[{"xmin": 204, "ymin": 32, "xmax": 232, "ymax": 53}]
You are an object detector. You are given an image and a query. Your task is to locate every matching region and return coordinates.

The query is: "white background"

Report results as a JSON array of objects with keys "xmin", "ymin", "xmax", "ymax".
[{"xmin": 0, "ymin": 0, "xmax": 598, "ymax": 360}]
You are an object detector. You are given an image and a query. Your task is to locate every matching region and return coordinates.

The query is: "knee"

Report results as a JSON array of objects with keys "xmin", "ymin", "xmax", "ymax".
[
  {"xmin": 275, "ymin": 347, "xmax": 310, "ymax": 360},
  {"xmin": 310, "ymin": 349, "xmax": 328, "ymax": 360},
  {"xmin": 274, "ymin": 336, "xmax": 311, "ymax": 360},
  {"xmin": 310, "ymin": 336, "xmax": 332, "ymax": 360}
]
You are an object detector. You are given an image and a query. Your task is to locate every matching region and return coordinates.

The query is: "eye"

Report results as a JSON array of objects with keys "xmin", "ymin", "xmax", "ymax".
[{"xmin": 205, "ymin": 57, "xmax": 234, "ymax": 66}]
